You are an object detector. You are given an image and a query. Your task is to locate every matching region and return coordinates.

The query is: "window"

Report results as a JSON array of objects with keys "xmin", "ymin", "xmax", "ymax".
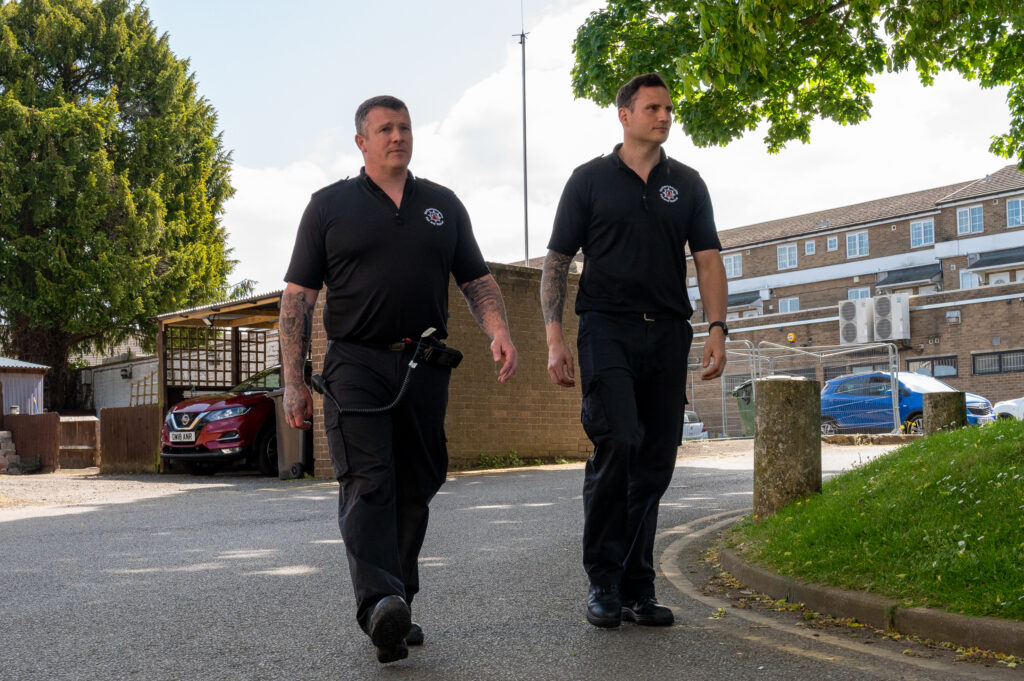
[
  {"xmin": 973, "ymin": 349, "xmax": 1024, "ymax": 375},
  {"xmin": 848, "ymin": 287, "xmax": 871, "ymax": 300},
  {"xmin": 846, "ymin": 231, "xmax": 869, "ymax": 258},
  {"xmin": 827, "ymin": 236, "xmax": 838, "ymax": 251},
  {"xmin": 1008, "ymin": 197, "xmax": 1023, "ymax": 228},
  {"xmin": 777, "ymin": 244, "xmax": 797, "ymax": 270},
  {"xmin": 957, "ymin": 205, "xmax": 984, "ymax": 234},
  {"xmin": 778, "ymin": 297, "xmax": 799, "ymax": 313},
  {"xmin": 959, "ymin": 271, "xmax": 980, "ymax": 289},
  {"xmin": 805, "ymin": 240, "xmax": 815, "ymax": 255},
  {"xmin": 910, "ymin": 218, "xmax": 934, "ymax": 247},
  {"xmin": 741, "ymin": 309, "xmax": 760, "ymax": 318},
  {"xmin": 989, "ymin": 271, "xmax": 1011, "ymax": 286},
  {"xmin": 722, "ymin": 253, "xmax": 742, "ymax": 278},
  {"xmin": 907, "ymin": 356, "xmax": 958, "ymax": 378}
]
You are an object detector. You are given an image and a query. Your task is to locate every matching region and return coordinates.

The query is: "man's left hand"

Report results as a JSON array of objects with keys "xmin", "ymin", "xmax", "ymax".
[
  {"xmin": 491, "ymin": 334, "xmax": 518, "ymax": 382},
  {"xmin": 701, "ymin": 331, "xmax": 727, "ymax": 380}
]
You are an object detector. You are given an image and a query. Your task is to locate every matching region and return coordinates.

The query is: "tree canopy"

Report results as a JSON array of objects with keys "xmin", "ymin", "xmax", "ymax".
[
  {"xmin": 0, "ymin": 0, "xmax": 236, "ymax": 408},
  {"xmin": 571, "ymin": 0, "xmax": 1024, "ymax": 165}
]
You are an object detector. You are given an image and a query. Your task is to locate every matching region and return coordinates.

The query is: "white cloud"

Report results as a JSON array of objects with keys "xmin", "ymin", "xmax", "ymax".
[{"xmin": 221, "ymin": 0, "xmax": 1014, "ymax": 291}]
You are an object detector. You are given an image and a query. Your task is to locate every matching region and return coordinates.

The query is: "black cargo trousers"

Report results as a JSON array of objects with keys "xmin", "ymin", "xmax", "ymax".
[
  {"xmin": 321, "ymin": 340, "xmax": 450, "ymax": 633},
  {"xmin": 576, "ymin": 311, "xmax": 693, "ymax": 601}
]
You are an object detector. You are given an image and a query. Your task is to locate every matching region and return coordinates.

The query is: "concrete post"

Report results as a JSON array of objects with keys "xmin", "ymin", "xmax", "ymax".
[
  {"xmin": 923, "ymin": 392, "xmax": 967, "ymax": 435},
  {"xmin": 753, "ymin": 376, "xmax": 822, "ymax": 518}
]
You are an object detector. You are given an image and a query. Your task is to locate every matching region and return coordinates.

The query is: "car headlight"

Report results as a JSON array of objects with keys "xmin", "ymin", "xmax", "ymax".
[{"xmin": 205, "ymin": 406, "xmax": 250, "ymax": 422}]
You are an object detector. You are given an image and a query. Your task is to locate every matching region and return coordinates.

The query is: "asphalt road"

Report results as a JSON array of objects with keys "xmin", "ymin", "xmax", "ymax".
[{"xmin": 1, "ymin": 449, "xmax": 1017, "ymax": 681}]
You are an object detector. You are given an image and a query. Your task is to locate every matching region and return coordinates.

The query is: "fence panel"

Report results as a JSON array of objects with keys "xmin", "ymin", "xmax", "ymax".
[
  {"xmin": 686, "ymin": 340, "xmax": 759, "ymax": 438},
  {"xmin": 59, "ymin": 416, "xmax": 99, "ymax": 468},
  {"xmin": 100, "ymin": 405, "xmax": 162, "ymax": 473},
  {"xmin": 3, "ymin": 413, "xmax": 60, "ymax": 471}
]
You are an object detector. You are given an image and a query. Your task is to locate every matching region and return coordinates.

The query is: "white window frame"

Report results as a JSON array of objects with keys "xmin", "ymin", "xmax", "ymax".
[
  {"xmin": 777, "ymin": 244, "xmax": 797, "ymax": 270},
  {"xmin": 804, "ymin": 240, "xmax": 815, "ymax": 255},
  {"xmin": 960, "ymin": 271, "xmax": 980, "ymax": 289},
  {"xmin": 827, "ymin": 236, "xmax": 838, "ymax": 251},
  {"xmin": 847, "ymin": 287, "xmax": 871, "ymax": 300},
  {"xmin": 778, "ymin": 297, "xmax": 799, "ymax": 313},
  {"xmin": 988, "ymin": 271, "xmax": 1011, "ymax": 286},
  {"xmin": 910, "ymin": 218, "xmax": 934, "ymax": 248},
  {"xmin": 722, "ymin": 253, "xmax": 743, "ymax": 279},
  {"xmin": 957, "ymin": 205, "xmax": 984, "ymax": 235},
  {"xmin": 846, "ymin": 231, "xmax": 869, "ymax": 258},
  {"xmin": 1008, "ymin": 196, "xmax": 1024, "ymax": 228}
]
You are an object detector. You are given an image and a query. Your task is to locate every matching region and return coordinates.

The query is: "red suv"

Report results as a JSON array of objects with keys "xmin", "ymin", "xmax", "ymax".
[{"xmin": 160, "ymin": 363, "xmax": 309, "ymax": 475}]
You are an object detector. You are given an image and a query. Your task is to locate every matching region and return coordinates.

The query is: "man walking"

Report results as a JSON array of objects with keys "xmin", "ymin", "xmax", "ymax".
[
  {"xmin": 541, "ymin": 73, "xmax": 728, "ymax": 628},
  {"xmin": 279, "ymin": 95, "xmax": 518, "ymax": 663}
]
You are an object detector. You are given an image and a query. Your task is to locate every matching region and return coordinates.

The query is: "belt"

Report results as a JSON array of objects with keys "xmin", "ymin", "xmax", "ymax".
[
  {"xmin": 635, "ymin": 312, "xmax": 680, "ymax": 322},
  {"xmin": 329, "ymin": 338, "xmax": 412, "ymax": 352}
]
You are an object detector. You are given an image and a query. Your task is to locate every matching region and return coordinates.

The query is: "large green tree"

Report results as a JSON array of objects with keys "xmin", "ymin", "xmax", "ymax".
[
  {"xmin": 0, "ymin": 0, "xmax": 235, "ymax": 409},
  {"xmin": 572, "ymin": 0, "xmax": 1024, "ymax": 164}
]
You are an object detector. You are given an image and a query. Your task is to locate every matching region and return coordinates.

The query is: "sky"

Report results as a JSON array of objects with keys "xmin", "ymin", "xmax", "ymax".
[{"xmin": 143, "ymin": 0, "xmax": 1014, "ymax": 294}]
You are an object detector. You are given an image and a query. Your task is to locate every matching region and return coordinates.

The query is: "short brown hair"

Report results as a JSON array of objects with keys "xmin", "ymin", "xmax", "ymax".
[
  {"xmin": 615, "ymin": 73, "xmax": 669, "ymax": 110},
  {"xmin": 354, "ymin": 95, "xmax": 408, "ymax": 135}
]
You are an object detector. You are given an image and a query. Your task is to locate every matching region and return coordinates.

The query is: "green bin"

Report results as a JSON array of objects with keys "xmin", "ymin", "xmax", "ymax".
[{"xmin": 732, "ymin": 379, "xmax": 756, "ymax": 437}]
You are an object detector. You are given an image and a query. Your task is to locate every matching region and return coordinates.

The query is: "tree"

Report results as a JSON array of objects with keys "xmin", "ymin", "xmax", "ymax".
[
  {"xmin": 0, "ymin": 0, "xmax": 235, "ymax": 409},
  {"xmin": 571, "ymin": 0, "xmax": 1024, "ymax": 165}
]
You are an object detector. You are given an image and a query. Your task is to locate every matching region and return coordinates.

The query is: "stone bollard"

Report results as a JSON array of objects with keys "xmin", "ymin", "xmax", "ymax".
[
  {"xmin": 753, "ymin": 376, "xmax": 822, "ymax": 518},
  {"xmin": 923, "ymin": 392, "xmax": 967, "ymax": 435}
]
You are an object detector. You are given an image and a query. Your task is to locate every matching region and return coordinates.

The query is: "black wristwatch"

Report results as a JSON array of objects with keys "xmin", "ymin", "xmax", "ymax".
[{"xmin": 708, "ymin": 320, "xmax": 729, "ymax": 337}]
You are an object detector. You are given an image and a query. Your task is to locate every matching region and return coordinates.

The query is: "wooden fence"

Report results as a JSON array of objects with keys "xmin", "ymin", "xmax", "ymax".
[
  {"xmin": 3, "ymin": 413, "xmax": 60, "ymax": 471},
  {"xmin": 99, "ymin": 405, "xmax": 162, "ymax": 474}
]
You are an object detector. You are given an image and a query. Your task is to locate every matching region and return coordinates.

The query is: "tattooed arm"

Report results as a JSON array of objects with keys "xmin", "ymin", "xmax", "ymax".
[
  {"xmin": 458, "ymin": 273, "xmax": 518, "ymax": 382},
  {"xmin": 540, "ymin": 250, "xmax": 576, "ymax": 387},
  {"xmin": 279, "ymin": 282, "xmax": 319, "ymax": 429}
]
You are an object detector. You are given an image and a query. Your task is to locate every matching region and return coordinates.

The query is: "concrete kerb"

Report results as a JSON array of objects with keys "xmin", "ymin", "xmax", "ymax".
[{"xmin": 718, "ymin": 547, "xmax": 1024, "ymax": 657}]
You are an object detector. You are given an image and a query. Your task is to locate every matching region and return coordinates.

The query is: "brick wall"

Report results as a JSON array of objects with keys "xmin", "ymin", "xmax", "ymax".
[{"xmin": 310, "ymin": 263, "xmax": 590, "ymax": 478}]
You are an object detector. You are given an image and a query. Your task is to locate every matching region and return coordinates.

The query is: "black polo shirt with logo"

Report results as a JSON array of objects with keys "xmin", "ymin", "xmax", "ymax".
[
  {"xmin": 547, "ymin": 144, "xmax": 721, "ymax": 319},
  {"xmin": 285, "ymin": 169, "xmax": 489, "ymax": 344}
]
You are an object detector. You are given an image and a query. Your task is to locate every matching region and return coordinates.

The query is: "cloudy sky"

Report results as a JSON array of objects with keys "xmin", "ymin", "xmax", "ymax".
[{"xmin": 145, "ymin": 0, "xmax": 1013, "ymax": 293}]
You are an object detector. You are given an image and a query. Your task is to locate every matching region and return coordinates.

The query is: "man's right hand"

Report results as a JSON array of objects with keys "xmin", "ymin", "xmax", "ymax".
[
  {"xmin": 283, "ymin": 383, "xmax": 313, "ymax": 430},
  {"xmin": 547, "ymin": 337, "xmax": 576, "ymax": 388}
]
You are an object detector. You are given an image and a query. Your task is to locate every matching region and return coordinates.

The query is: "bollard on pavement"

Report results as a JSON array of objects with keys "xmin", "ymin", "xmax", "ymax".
[
  {"xmin": 923, "ymin": 392, "xmax": 966, "ymax": 435},
  {"xmin": 753, "ymin": 376, "xmax": 822, "ymax": 519}
]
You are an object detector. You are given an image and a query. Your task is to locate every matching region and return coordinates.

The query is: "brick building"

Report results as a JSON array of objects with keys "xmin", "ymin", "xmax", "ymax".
[{"xmin": 678, "ymin": 164, "xmax": 1024, "ymax": 413}]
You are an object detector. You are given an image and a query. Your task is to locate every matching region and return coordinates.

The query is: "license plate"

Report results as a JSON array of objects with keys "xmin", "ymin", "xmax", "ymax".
[
  {"xmin": 169, "ymin": 431, "xmax": 196, "ymax": 443},
  {"xmin": 978, "ymin": 416, "xmax": 995, "ymax": 425}
]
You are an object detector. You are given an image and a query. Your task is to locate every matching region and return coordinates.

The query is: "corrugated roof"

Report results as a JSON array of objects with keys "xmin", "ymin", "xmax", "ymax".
[
  {"xmin": 719, "ymin": 182, "xmax": 972, "ymax": 251},
  {"xmin": 0, "ymin": 357, "xmax": 49, "ymax": 371},
  {"xmin": 152, "ymin": 289, "xmax": 284, "ymax": 321},
  {"xmin": 936, "ymin": 165, "xmax": 1024, "ymax": 204},
  {"xmin": 876, "ymin": 263, "xmax": 943, "ymax": 288}
]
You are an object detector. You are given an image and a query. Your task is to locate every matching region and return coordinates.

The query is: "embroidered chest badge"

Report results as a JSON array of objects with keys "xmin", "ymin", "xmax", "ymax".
[
  {"xmin": 424, "ymin": 208, "xmax": 445, "ymax": 226},
  {"xmin": 659, "ymin": 185, "xmax": 679, "ymax": 203}
]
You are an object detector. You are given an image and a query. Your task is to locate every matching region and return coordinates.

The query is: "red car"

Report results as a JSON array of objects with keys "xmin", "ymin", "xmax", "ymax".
[{"xmin": 160, "ymin": 363, "xmax": 308, "ymax": 475}]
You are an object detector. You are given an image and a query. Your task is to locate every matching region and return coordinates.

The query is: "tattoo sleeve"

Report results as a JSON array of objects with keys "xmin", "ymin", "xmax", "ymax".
[
  {"xmin": 279, "ymin": 289, "xmax": 314, "ymax": 388},
  {"xmin": 540, "ymin": 250, "xmax": 573, "ymax": 326},
  {"xmin": 459, "ymin": 274, "xmax": 511, "ymax": 340}
]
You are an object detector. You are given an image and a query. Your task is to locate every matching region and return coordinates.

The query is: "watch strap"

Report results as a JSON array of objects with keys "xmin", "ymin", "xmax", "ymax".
[{"xmin": 708, "ymin": 320, "xmax": 728, "ymax": 336}]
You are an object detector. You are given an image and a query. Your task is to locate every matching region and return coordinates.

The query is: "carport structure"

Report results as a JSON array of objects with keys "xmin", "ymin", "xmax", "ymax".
[{"xmin": 153, "ymin": 290, "xmax": 283, "ymax": 414}]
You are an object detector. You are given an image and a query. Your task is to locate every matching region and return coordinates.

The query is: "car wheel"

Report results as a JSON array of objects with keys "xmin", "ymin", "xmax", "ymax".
[
  {"xmin": 255, "ymin": 427, "xmax": 278, "ymax": 476},
  {"xmin": 186, "ymin": 462, "xmax": 221, "ymax": 476},
  {"xmin": 998, "ymin": 413, "xmax": 1014, "ymax": 420},
  {"xmin": 904, "ymin": 413, "xmax": 924, "ymax": 434},
  {"xmin": 820, "ymin": 417, "xmax": 839, "ymax": 436}
]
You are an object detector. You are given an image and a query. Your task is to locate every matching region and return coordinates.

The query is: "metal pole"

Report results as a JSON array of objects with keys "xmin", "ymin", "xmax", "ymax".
[{"xmin": 518, "ymin": 30, "xmax": 529, "ymax": 266}]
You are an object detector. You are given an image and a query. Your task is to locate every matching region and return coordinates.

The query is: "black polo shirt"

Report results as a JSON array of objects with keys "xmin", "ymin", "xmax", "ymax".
[
  {"xmin": 547, "ymin": 145, "xmax": 721, "ymax": 319},
  {"xmin": 284, "ymin": 169, "xmax": 489, "ymax": 344}
]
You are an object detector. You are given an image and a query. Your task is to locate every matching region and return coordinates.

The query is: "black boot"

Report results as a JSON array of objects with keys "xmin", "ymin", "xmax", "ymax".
[
  {"xmin": 368, "ymin": 595, "xmax": 412, "ymax": 663},
  {"xmin": 587, "ymin": 584, "xmax": 622, "ymax": 628},
  {"xmin": 622, "ymin": 596, "xmax": 674, "ymax": 626}
]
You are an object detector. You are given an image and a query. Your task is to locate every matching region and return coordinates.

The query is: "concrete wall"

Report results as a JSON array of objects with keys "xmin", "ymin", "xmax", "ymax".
[{"xmin": 310, "ymin": 263, "xmax": 589, "ymax": 478}]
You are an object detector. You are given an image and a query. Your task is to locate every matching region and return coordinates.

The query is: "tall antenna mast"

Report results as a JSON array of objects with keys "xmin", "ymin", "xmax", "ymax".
[{"xmin": 516, "ymin": 2, "xmax": 529, "ymax": 266}]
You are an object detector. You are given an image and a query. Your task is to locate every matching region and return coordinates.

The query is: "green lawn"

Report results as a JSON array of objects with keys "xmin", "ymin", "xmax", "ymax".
[{"xmin": 727, "ymin": 418, "xmax": 1024, "ymax": 620}]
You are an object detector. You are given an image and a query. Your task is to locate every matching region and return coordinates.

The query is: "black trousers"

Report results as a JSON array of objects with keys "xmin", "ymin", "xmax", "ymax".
[
  {"xmin": 576, "ymin": 311, "xmax": 692, "ymax": 600},
  {"xmin": 322, "ymin": 341, "xmax": 450, "ymax": 632}
]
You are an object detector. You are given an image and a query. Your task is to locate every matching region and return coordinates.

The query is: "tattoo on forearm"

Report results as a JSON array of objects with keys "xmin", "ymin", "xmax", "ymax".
[
  {"xmin": 541, "ymin": 251, "xmax": 573, "ymax": 326},
  {"xmin": 280, "ymin": 291, "xmax": 313, "ymax": 389},
  {"xmin": 460, "ymin": 275, "xmax": 510, "ymax": 339}
]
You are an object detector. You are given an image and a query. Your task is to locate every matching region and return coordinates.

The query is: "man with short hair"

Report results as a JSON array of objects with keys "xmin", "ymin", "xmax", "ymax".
[
  {"xmin": 280, "ymin": 95, "xmax": 518, "ymax": 663},
  {"xmin": 541, "ymin": 73, "xmax": 728, "ymax": 629}
]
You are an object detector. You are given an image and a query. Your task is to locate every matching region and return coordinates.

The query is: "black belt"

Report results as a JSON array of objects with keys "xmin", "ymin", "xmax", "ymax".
[{"xmin": 329, "ymin": 338, "xmax": 413, "ymax": 352}]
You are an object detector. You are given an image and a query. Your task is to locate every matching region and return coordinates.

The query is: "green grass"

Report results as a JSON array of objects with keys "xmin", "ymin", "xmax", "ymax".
[{"xmin": 727, "ymin": 418, "xmax": 1024, "ymax": 620}]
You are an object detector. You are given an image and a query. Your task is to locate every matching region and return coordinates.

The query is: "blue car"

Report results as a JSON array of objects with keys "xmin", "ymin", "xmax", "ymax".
[{"xmin": 820, "ymin": 371, "xmax": 995, "ymax": 435}]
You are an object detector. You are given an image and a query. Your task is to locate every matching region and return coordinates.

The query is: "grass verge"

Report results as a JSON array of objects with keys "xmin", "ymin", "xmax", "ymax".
[{"xmin": 726, "ymin": 418, "xmax": 1024, "ymax": 620}]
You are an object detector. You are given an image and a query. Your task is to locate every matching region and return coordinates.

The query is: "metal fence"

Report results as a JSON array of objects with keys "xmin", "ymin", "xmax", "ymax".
[{"xmin": 686, "ymin": 341, "xmax": 901, "ymax": 438}]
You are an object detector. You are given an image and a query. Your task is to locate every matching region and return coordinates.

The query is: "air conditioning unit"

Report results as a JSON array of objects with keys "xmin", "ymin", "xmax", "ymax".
[
  {"xmin": 872, "ymin": 293, "xmax": 910, "ymax": 341},
  {"xmin": 838, "ymin": 299, "xmax": 873, "ymax": 345}
]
